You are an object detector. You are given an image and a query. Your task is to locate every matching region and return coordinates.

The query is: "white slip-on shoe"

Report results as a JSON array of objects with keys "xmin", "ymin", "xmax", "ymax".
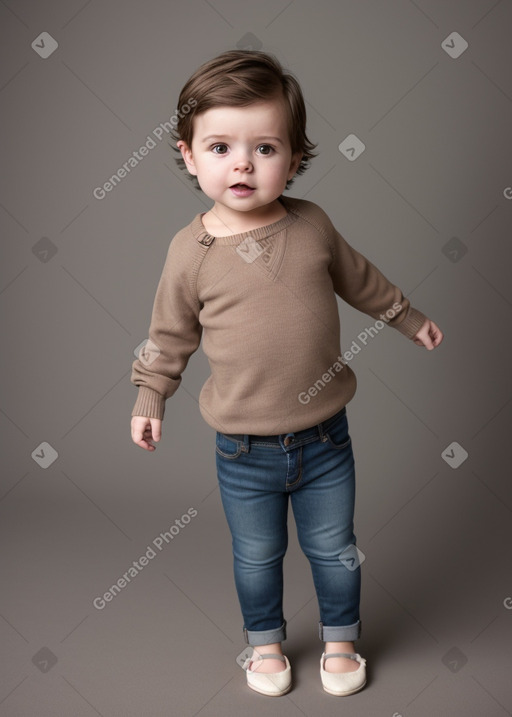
[
  {"xmin": 320, "ymin": 652, "xmax": 367, "ymax": 696},
  {"xmin": 242, "ymin": 652, "xmax": 292, "ymax": 696}
]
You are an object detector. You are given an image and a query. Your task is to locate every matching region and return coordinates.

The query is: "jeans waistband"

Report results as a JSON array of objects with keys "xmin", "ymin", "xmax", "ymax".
[{"xmin": 220, "ymin": 405, "xmax": 347, "ymax": 445}]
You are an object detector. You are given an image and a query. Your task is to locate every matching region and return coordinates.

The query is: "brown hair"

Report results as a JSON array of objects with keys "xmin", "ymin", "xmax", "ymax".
[{"xmin": 169, "ymin": 50, "xmax": 317, "ymax": 190}]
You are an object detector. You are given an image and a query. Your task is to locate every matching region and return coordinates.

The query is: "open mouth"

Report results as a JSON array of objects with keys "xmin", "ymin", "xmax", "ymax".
[{"xmin": 230, "ymin": 183, "xmax": 254, "ymax": 189}]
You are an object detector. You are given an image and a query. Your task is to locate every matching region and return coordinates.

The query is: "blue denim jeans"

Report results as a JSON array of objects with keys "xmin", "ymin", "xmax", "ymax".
[{"xmin": 215, "ymin": 405, "xmax": 362, "ymax": 647}]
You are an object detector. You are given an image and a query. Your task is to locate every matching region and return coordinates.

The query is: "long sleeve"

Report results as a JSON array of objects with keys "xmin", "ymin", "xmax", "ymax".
[
  {"xmin": 130, "ymin": 236, "xmax": 203, "ymax": 420},
  {"xmin": 325, "ymin": 223, "xmax": 427, "ymax": 340}
]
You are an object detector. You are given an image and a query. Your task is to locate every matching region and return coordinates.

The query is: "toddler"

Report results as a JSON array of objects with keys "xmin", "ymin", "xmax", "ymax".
[{"xmin": 130, "ymin": 49, "xmax": 443, "ymax": 697}]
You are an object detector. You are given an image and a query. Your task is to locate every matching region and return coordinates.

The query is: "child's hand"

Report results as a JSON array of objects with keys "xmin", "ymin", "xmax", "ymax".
[
  {"xmin": 131, "ymin": 416, "xmax": 162, "ymax": 451},
  {"xmin": 411, "ymin": 319, "xmax": 444, "ymax": 350}
]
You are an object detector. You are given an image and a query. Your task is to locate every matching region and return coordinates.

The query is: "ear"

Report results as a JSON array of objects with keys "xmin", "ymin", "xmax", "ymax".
[
  {"xmin": 287, "ymin": 151, "xmax": 302, "ymax": 180},
  {"xmin": 176, "ymin": 140, "xmax": 198, "ymax": 176}
]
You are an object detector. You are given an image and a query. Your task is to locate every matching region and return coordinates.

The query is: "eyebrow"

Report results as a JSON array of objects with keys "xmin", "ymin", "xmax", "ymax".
[{"xmin": 200, "ymin": 135, "xmax": 284, "ymax": 145}]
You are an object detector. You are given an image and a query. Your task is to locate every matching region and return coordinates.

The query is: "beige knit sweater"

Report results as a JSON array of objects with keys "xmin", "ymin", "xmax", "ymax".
[{"xmin": 131, "ymin": 195, "xmax": 427, "ymax": 435}]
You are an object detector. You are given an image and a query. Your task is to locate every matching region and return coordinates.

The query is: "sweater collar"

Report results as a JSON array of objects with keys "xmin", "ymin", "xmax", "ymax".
[{"xmin": 190, "ymin": 195, "xmax": 298, "ymax": 246}]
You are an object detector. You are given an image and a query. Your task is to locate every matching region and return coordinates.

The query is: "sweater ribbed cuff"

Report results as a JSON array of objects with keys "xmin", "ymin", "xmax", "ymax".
[
  {"xmin": 131, "ymin": 387, "xmax": 166, "ymax": 420},
  {"xmin": 393, "ymin": 307, "xmax": 428, "ymax": 340}
]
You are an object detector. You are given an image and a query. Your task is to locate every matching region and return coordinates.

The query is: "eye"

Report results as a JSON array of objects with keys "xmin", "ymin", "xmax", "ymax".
[
  {"xmin": 211, "ymin": 144, "xmax": 228, "ymax": 154},
  {"xmin": 256, "ymin": 144, "xmax": 275, "ymax": 155}
]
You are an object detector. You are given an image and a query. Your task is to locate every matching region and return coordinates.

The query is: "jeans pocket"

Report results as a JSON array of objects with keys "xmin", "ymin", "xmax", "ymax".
[
  {"xmin": 324, "ymin": 414, "xmax": 351, "ymax": 449},
  {"xmin": 215, "ymin": 432, "xmax": 243, "ymax": 459}
]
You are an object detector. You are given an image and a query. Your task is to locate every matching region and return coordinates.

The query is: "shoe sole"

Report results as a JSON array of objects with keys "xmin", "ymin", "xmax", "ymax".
[
  {"xmin": 247, "ymin": 680, "xmax": 292, "ymax": 697},
  {"xmin": 321, "ymin": 678, "xmax": 367, "ymax": 696}
]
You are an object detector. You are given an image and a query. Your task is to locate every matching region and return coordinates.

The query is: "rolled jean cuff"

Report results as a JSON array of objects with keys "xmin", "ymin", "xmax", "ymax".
[
  {"xmin": 318, "ymin": 619, "xmax": 361, "ymax": 642},
  {"xmin": 243, "ymin": 620, "xmax": 287, "ymax": 646}
]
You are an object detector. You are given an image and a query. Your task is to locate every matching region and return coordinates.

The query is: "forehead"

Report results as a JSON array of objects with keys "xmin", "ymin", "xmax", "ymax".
[{"xmin": 193, "ymin": 98, "xmax": 289, "ymax": 140}]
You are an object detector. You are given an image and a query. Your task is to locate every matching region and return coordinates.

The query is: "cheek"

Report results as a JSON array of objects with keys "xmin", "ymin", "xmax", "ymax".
[
  {"xmin": 201, "ymin": 156, "xmax": 225, "ymax": 174},
  {"xmin": 195, "ymin": 157, "xmax": 218, "ymax": 179},
  {"xmin": 266, "ymin": 161, "xmax": 290, "ymax": 181}
]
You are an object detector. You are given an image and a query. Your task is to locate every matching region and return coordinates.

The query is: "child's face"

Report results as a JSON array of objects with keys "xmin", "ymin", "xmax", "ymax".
[{"xmin": 177, "ymin": 97, "xmax": 301, "ymax": 219}]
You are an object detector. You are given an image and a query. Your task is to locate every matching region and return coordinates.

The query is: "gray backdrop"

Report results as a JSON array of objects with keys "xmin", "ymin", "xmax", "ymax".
[{"xmin": 1, "ymin": 1, "xmax": 511, "ymax": 715}]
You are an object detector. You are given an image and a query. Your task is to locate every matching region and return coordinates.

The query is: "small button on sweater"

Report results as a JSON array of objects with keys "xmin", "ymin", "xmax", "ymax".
[{"xmin": 130, "ymin": 195, "xmax": 427, "ymax": 435}]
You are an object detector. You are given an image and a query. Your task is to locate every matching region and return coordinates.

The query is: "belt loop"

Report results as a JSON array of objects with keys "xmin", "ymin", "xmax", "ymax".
[
  {"xmin": 241, "ymin": 434, "xmax": 250, "ymax": 453},
  {"xmin": 318, "ymin": 417, "xmax": 327, "ymax": 442}
]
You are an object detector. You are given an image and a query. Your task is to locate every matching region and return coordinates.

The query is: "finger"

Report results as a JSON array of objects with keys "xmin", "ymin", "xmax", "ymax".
[
  {"xmin": 429, "ymin": 324, "xmax": 443, "ymax": 347},
  {"xmin": 423, "ymin": 331, "xmax": 435, "ymax": 350},
  {"xmin": 412, "ymin": 332, "xmax": 427, "ymax": 347},
  {"xmin": 132, "ymin": 435, "xmax": 155, "ymax": 450},
  {"xmin": 414, "ymin": 330, "xmax": 433, "ymax": 349},
  {"xmin": 150, "ymin": 419, "xmax": 162, "ymax": 442},
  {"xmin": 131, "ymin": 421, "xmax": 155, "ymax": 450},
  {"xmin": 434, "ymin": 327, "xmax": 444, "ymax": 346}
]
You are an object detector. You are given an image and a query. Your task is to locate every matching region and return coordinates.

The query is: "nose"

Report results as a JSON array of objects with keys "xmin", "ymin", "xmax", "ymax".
[{"xmin": 233, "ymin": 149, "xmax": 253, "ymax": 172}]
